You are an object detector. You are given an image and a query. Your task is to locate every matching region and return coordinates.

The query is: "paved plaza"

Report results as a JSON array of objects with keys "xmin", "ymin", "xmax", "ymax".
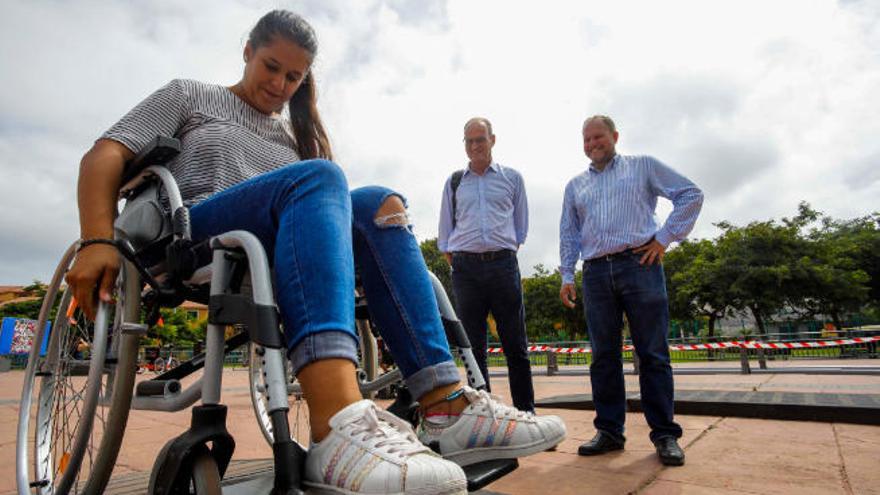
[{"xmin": 2, "ymin": 362, "xmax": 879, "ymax": 494}]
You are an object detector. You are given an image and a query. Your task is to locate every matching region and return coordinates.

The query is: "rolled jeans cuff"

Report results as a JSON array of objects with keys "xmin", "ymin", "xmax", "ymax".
[
  {"xmin": 289, "ymin": 330, "xmax": 360, "ymax": 376},
  {"xmin": 405, "ymin": 360, "xmax": 461, "ymax": 401}
]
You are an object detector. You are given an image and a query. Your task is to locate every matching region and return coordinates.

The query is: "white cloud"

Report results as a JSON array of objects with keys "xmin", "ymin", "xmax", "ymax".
[{"xmin": 1, "ymin": 0, "xmax": 878, "ymax": 284}]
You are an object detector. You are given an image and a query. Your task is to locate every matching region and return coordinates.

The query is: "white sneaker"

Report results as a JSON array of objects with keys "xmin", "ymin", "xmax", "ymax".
[
  {"xmin": 418, "ymin": 387, "xmax": 567, "ymax": 467},
  {"xmin": 305, "ymin": 400, "xmax": 467, "ymax": 495}
]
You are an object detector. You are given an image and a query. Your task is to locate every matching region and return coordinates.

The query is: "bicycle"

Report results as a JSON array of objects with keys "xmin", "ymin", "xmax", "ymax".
[{"xmin": 153, "ymin": 346, "xmax": 180, "ymax": 375}]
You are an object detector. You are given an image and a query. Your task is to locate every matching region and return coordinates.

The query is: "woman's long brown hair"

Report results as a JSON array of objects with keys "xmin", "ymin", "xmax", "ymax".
[{"xmin": 249, "ymin": 10, "xmax": 333, "ymax": 160}]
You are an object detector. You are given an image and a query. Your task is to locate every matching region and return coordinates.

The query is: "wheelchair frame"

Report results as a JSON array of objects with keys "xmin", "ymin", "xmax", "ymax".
[{"xmin": 16, "ymin": 137, "xmax": 505, "ymax": 495}]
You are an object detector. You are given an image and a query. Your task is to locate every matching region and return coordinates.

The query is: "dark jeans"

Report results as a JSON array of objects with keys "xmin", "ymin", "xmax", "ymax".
[
  {"xmin": 452, "ymin": 253, "xmax": 535, "ymax": 412},
  {"xmin": 582, "ymin": 253, "xmax": 682, "ymax": 442}
]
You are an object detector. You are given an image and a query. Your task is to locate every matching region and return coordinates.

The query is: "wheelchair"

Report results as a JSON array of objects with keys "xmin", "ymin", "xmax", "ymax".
[{"xmin": 16, "ymin": 137, "xmax": 517, "ymax": 494}]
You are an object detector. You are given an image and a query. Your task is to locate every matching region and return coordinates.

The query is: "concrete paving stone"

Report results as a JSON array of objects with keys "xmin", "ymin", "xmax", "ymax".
[
  {"xmin": 674, "ymin": 415, "xmax": 720, "ymax": 433},
  {"xmin": 641, "ymin": 479, "xmax": 775, "ymax": 494},
  {"xmin": 523, "ymin": 430, "xmax": 657, "ymax": 474},
  {"xmin": 0, "ymin": 406, "xmax": 19, "ymax": 426},
  {"xmin": 709, "ymin": 416, "xmax": 838, "ymax": 444},
  {"xmin": 656, "ymin": 418, "xmax": 847, "ymax": 494},
  {"xmin": 833, "ymin": 423, "xmax": 880, "ymax": 495},
  {"xmin": 546, "ymin": 407, "xmax": 713, "ymax": 453},
  {"xmin": 487, "ymin": 457, "xmax": 652, "ymax": 495},
  {"xmin": 531, "ymin": 407, "xmax": 596, "ymax": 444}
]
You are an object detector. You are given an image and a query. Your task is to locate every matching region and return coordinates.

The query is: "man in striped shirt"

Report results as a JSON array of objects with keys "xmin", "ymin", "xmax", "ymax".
[
  {"xmin": 559, "ymin": 115, "xmax": 703, "ymax": 466},
  {"xmin": 438, "ymin": 117, "xmax": 534, "ymax": 412}
]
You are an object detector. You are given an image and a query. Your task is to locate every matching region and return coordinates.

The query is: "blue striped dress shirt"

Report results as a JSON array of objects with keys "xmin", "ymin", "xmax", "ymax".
[
  {"xmin": 559, "ymin": 154, "xmax": 703, "ymax": 284},
  {"xmin": 438, "ymin": 162, "xmax": 528, "ymax": 253}
]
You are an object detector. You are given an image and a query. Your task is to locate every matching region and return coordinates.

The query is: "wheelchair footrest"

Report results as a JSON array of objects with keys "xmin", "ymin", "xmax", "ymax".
[
  {"xmin": 214, "ymin": 457, "xmax": 518, "ymax": 494},
  {"xmin": 463, "ymin": 458, "xmax": 519, "ymax": 492},
  {"xmin": 136, "ymin": 379, "xmax": 181, "ymax": 397}
]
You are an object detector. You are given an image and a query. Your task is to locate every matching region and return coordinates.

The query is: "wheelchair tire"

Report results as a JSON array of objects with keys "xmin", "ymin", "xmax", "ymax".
[
  {"xmin": 16, "ymin": 242, "xmax": 76, "ymax": 495},
  {"xmin": 16, "ymin": 246, "xmax": 139, "ymax": 495},
  {"xmin": 248, "ymin": 343, "xmax": 309, "ymax": 448}
]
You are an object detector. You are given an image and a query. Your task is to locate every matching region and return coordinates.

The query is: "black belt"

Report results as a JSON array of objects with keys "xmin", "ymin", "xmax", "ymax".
[
  {"xmin": 586, "ymin": 248, "xmax": 638, "ymax": 263},
  {"xmin": 453, "ymin": 249, "xmax": 515, "ymax": 261}
]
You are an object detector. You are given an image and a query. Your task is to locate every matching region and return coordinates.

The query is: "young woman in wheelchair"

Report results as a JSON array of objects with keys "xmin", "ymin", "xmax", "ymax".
[{"xmin": 65, "ymin": 10, "xmax": 565, "ymax": 494}]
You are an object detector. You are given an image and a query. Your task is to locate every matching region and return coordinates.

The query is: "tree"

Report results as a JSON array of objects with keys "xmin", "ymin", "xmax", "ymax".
[
  {"xmin": 664, "ymin": 244, "xmax": 698, "ymax": 323},
  {"xmin": 714, "ymin": 219, "xmax": 806, "ymax": 337},
  {"xmin": 521, "ymin": 264, "xmax": 586, "ymax": 342},
  {"xmin": 820, "ymin": 212, "xmax": 880, "ymax": 308},
  {"xmin": 710, "ymin": 202, "xmax": 876, "ymax": 336},
  {"xmin": 0, "ymin": 299, "xmax": 44, "ymax": 321},
  {"xmin": 21, "ymin": 280, "xmax": 48, "ymax": 298},
  {"xmin": 665, "ymin": 239, "xmax": 734, "ymax": 340},
  {"xmin": 149, "ymin": 308, "xmax": 206, "ymax": 347},
  {"xmin": 419, "ymin": 238, "xmax": 453, "ymax": 298},
  {"xmin": 795, "ymin": 207, "xmax": 875, "ymax": 328},
  {"xmin": 0, "ymin": 280, "xmax": 49, "ymax": 321}
]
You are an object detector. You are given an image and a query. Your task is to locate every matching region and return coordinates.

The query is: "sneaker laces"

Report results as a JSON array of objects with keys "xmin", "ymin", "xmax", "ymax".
[
  {"xmin": 347, "ymin": 403, "xmax": 431, "ymax": 458},
  {"xmin": 465, "ymin": 388, "xmax": 534, "ymax": 422}
]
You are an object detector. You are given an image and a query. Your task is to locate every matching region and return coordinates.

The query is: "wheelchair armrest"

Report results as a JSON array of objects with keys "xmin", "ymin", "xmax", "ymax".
[{"xmin": 121, "ymin": 136, "xmax": 182, "ymax": 184}]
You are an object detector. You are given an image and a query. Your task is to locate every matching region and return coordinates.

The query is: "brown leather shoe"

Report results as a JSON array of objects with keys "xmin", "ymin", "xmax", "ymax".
[
  {"xmin": 578, "ymin": 431, "xmax": 625, "ymax": 456},
  {"xmin": 654, "ymin": 436, "xmax": 685, "ymax": 466}
]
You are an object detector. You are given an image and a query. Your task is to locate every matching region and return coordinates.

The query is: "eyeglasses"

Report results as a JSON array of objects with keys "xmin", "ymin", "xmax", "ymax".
[{"xmin": 464, "ymin": 136, "xmax": 489, "ymax": 146}]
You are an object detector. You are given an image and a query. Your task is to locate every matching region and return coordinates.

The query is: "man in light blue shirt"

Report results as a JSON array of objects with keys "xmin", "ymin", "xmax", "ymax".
[
  {"xmin": 438, "ymin": 117, "xmax": 534, "ymax": 412},
  {"xmin": 559, "ymin": 115, "xmax": 703, "ymax": 466}
]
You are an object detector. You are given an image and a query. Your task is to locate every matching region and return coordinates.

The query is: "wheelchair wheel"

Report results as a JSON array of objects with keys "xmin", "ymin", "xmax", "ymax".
[
  {"xmin": 248, "ymin": 343, "xmax": 309, "ymax": 448},
  {"xmin": 16, "ymin": 248, "xmax": 138, "ymax": 494},
  {"xmin": 16, "ymin": 242, "xmax": 76, "ymax": 494},
  {"xmin": 16, "ymin": 251, "xmax": 141, "ymax": 495}
]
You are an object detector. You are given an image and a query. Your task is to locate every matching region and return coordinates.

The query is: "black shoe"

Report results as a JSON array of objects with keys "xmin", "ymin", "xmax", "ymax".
[
  {"xmin": 654, "ymin": 436, "xmax": 685, "ymax": 466},
  {"xmin": 578, "ymin": 431, "xmax": 625, "ymax": 456}
]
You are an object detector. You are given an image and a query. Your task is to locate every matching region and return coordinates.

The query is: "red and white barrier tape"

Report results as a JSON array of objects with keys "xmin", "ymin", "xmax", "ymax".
[
  {"xmin": 486, "ymin": 336, "xmax": 880, "ymax": 354},
  {"xmin": 735, "ymin": 337, "xmax": 880, "ymax": 349},
  {"xmin": 669, "ymin": 342, "xmax": 745, "ymax": 351}
]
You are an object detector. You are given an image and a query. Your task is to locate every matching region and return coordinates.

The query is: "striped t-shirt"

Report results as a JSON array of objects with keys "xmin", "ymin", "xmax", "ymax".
[{"xmin": 102, "ymin": 78, "xmax": 301, "ymax": 206}]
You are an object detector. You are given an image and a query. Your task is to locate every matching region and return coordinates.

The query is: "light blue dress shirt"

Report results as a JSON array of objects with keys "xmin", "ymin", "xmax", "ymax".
[
  {"xmin": 438, "ymin": 162, "xmax": 528, "ymax": 253},
  {"xmin": 559, "ymin": 154, "xmax": 703, "ymax": 284}
]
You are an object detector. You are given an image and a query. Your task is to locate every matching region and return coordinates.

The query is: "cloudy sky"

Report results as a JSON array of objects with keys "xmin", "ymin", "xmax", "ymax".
[{"xmin": 2, "ymin": 0, "xmax": 878, "ymax": 284}]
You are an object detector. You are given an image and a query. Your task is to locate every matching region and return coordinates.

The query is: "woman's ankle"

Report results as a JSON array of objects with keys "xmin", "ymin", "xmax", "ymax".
[
  {"xmin": 420, "ymin": 384, "xmax": 468, "ymax": 417},
  {"xmin": 297, "ymin": 358, "xmax": 363, "ymax": 442}
]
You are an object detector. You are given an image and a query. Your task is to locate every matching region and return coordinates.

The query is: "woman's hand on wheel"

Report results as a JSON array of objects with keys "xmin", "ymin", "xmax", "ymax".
[{"xmin": 65, "ymin": 244, "xmax": 120, "ymax": 321}]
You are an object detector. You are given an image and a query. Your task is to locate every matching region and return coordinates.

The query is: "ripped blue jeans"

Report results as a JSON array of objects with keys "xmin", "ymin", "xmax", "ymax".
[{"xmin": 189, "ymin": 159, "xmax": 460, "ymax": 399}]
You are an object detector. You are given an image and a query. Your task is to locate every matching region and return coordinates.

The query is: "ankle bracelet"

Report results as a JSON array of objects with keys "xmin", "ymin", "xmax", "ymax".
[{"xmin": 420, "ymin": 388, "xmax": 465, "ymax": 413}]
